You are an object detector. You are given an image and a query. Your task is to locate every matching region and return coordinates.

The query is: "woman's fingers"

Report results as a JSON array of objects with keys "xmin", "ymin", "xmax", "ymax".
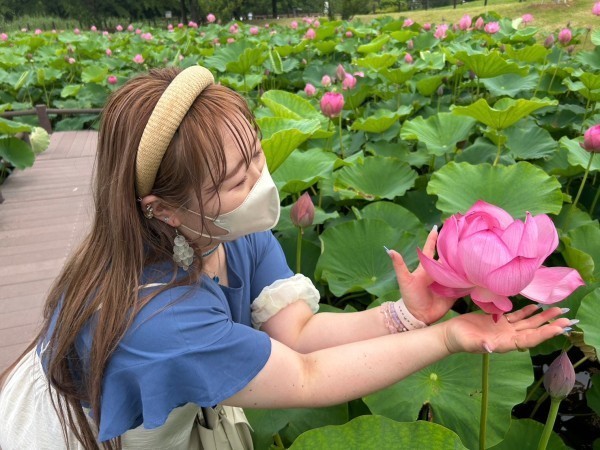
[
  {"xmin": 421, "ymin": 226, "xmax": 438, "ymax": 259},
  {"xmin": 513, "ymin": 323, "xmax": 567, "ymax": 351},
  {"xmin": 389, "ymin": 250, "xmax": 411, "ymax": 285},
  {"xmin": 508, "ymin": 306, "xmax": 570, "ymax": 332}
]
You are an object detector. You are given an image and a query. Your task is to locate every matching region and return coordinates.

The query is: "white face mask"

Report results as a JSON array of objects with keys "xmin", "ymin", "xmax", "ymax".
[{"xmin": 180, "ymin": 164, "xmax": 280, "ymax": 241}]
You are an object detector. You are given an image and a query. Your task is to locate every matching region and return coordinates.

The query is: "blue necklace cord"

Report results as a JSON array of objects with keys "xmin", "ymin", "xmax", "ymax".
[{"xmin": 201, "ymin": 243, "xmax": 221, "ymax": 258}]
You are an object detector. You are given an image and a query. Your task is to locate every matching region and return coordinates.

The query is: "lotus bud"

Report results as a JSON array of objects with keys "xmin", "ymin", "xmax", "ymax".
[
  {"xmin": 544, "ymin": 34, "xmax": 555, "ymax": 48},
  {"xmin": 290, "ymin": 192, "xmax": 315, "ymax": 228},
  {"xmin": 558, "ymin": 28, "xmax": 572, "ymax": 45},
  {"xmin": 543, "ymin": 352, "xmax": 575, "ymax": 400},
  {"xmin": 404, "ymin": 53, "xmax": 413, "ymax": 64},
  {"xmin": 437, "ymin": 85, "xmax": 444, "ymax": 96},
  {"xmin": 594, "ymin": 2, "xmax": 600, "ymax": 16},
  {"xmin": 107, "ymin": 75, "xmax": 118, "ymax": 85},
  {"xmin": 581, "ymin": 124, "xmax": 600, "ymax": 153},
  {"xmin": 320, "ymin": 92, "xmax": 344, "ymax": 118},
  {"xmin": 207, "ymin": 13, "xmax": 216, "ymax": 23},
  {"xmin": 407, "ymin": 39, "xmax": 414, "ymax": 49},
  {"xmin": 342, "ymin": 73, "xmax": 357, "ymax": 90},
  {"xmin": 336, "ymin": 64, "xmax": 346, "ymax": 82},
  {"xmin": 304, "ymin": 83, "xmax": 316, "ymax": 96},
  {"xmin": 321, "ymin": 74, "xmax": 332, "ymax": 87},
  {"xmin": 305, "ymin": 28, "xmax": 316, "ymax": 39}
]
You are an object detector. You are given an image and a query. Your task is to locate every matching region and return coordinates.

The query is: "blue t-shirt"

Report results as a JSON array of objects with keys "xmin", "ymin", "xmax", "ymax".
[{"xmin": 39, "ymin": 231, "xmax": 293, "ymax": 442}]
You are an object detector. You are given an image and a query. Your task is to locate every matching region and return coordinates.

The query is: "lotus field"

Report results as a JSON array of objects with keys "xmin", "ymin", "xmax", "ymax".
[{"xmin": 3, "ymin": 10, "xmax": 600, "ymax": 449}]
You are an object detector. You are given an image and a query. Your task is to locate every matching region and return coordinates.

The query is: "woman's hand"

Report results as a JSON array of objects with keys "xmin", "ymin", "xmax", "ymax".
[
  {"xmin": 442, "ymin": 304, "xmax": 571, "ymax": 354},
  {"xmin": 389, "ymin": 227, "xmax": 455, "ymax": 325}
]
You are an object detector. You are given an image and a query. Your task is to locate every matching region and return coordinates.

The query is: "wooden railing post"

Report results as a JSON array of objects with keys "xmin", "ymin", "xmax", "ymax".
[{"xmin": 35, "ymin": 104, "xmax": 53, "ymax": 134}]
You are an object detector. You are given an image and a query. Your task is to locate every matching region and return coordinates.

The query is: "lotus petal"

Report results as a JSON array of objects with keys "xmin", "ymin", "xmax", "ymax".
[
  {"xmin": 471, "ymin": 286, "xmax": 514, "ymax": 310},
  {"xmin": 417, "ymin": 248, "xmax": 473, "ymax": 288},
  {"xmin": 500, "ymin": 213, "xmax": 538, "ymax": 258},
  {"xmin": 483, "ymin": 256, "xmax": 540, "ymax": 296},
  {"xmin": 532, "ymin": 214, "xmax": 559, "ymax": 260},
  {"xmin": 430, "ymin": 282, "xmax": 473, "ymax": 299},
  {"xmin": 466, "ymin": 200, "xmax": 514, "ymax": 229},
  {"xmin": 437, "ymin": 216, "xmax": 464, "ymax": 275},
  {"xmin": 458, "ymin": 230, "xmax": 512, "ymax": 286},
  {"xmin": 519, "ymin": 266, "xmax": 585, "ymax": 304}
]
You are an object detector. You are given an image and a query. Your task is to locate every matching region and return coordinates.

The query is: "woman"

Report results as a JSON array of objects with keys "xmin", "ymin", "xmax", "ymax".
[{"xmin": 0, "ymin": 66, "xmax": 571, "ymax": 449}]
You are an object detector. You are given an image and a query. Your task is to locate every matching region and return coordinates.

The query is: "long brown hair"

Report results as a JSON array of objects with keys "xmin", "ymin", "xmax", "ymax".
[{"xmin": 0, "ymin": 68, "xmax": 259, "ymax": 449}]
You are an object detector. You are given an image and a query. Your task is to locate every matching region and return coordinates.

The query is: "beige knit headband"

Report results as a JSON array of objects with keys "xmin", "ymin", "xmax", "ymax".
[{"xmin": 135, "ymin": 65, "xmax": 215, "ymax": 197}]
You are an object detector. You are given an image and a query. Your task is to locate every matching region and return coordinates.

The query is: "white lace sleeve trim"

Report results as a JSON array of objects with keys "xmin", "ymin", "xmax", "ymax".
[{"xmin": 251, "ymin": 274, "xmax": 320, "ymax": 329}]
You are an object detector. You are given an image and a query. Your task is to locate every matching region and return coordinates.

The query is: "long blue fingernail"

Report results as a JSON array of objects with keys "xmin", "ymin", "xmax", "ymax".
[
  {"xmin": 383, "ymin": 246, "xmax": 391, "ymax": 255},
  {"xmin": 432, "ymin": 225, "xmax": 438, "ymax": 233},
  {"xmin": 561, "ymin": 307, "xmax": 570, "ymax": 314},
  {"xmin": 562, "ymin": 327, "xmax": 573, "ymax": 334},
  {"xmin": 568, "ymin": 319, "xmax": 580, "ymax": 326},
  {"xmin": 535, "ymin": 304, "xmax": 544, "ymax": 310}
]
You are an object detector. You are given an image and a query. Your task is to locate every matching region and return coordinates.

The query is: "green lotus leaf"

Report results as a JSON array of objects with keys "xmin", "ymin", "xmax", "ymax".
[
  {"xmin": 218, "ymin": 74, "xmax": 263, "ymax": 93},
  {"xmin": 272, "ymin": 148, "xmax": 338, "ymax": 194},
  {"xmin": 364, "ymin": 338, "xmax": 533, "ymax": 449},
  {"xmin": 350, "ymin": 107, "xmax": 411, "ymax": 133},
  {"xmin": 29, "ymin": 127, "xmax": 50, "ymax": 154},
  {"xmin": 0, "ymin": 136, "xmax": 35, "ymax": 169},
  {"xmin": 576, "ymin": 288, "xmax": 600, "ymax": 353},
  {"xmin": 587, "ymin": 374, "xmax": 600, "ymax": 416},
  {"xmin": 35, "ymin": 68, "xmax": 62, "ymax": 85},
  {"xmin": 288, "ymin": 416, "xmax": 468, "ymax": 449},
  {"xmin": 333, "ymin": 156, "xmax": 417, "ymax": 201},
  {"xmin": 563, "ymin": 77, "xmax": 600, "ymax": 102},
  {"xmin": 315, "ymin": 40, "xmax": 337, "ymax": 55},
  {"xmin": 505, "ymin": 119, "xmax": 558, "ymax": 160},
  {"xmin": 227, "ymin": 46, "xmax": 268, "ymax": 74},
  {"xmin": 401, "ymin": 112, "xmax": 476, "ymax": 156},
  {"xmin": 356, "ymin": 201, "xmax": 423, "ymax": 233},
  {"xmin": 489, "ymin": 418, "xmax": 567, "ymax": 450},
  {"xmin": 415, "ymin": 75, "xmax": 444, "ymax": 96},
  {"xmin": 246, "ymin": 405, "xmax": 348, "ymax": 450},
  {"xmin": 204, "ymin": 41, "xmax": 266, "ymax": 73},
  {"xmin": 481, "ymin": 73, "xmax": 538, "ymax": 97},
  {"xmin": 357, "ymin": 35, "xmax": 390, "ymax": 54},
  {"xmin": 576, "ymin": 48, "xmax": 600, "ymax": 71},
  {"xmin": 452, "ymin": 98, "xmax": 557, "ymax": 130},
  {"xmin": 355, "ymin": 53, "xmax": 398, "ymax": 70},
  {"xmin": 455, "ymin": 51, "xmax": 528, "ymax": 79},
  {"xmin": 378, "ymin": 66, "xmax": 418, "ymax": 84},
  {"xmin": 412, "ymin": 32, "xmax": 438, "ymax": 51},
  {"xmin": 505, "ymin": 44, "xmax": 549, "ymax": 64},
  {"xmin": 427, "ymin": 161, "xmax": 564, "ymax": 218},
  {"xmin": 560, "ymin": 137, "xmax": 600, "ymax": 172},
  {"xmin": 257, "ymin": 118, "xmax": 321, "ymax": 173},
  {"xmin": 418, "ymin": 50, "xmax": 446, "ymax": 71},
  {"xmin": 261, "ymin": 90, "xmax": 320, "ymax": 119},
  {"xmin": 390, "ymin": 30, "xmax": 418, "ymax": 43},
  {"xmin": 0, "ymin": 116, "xmax": 31, "ymax": 134},
  {"xmin": 61, "ymin": 84, "xmax": 83, "ymax": 98},
  {"xmin": 314, "ymin": 22, "xmax": 339, "ymax": 40},
  {"xmin": 592, "ymin": 29, "xmax": 600, "ymax": 46},
  {"xmin": 315, "ymin": 218, "xmax": 421, "ymax": 296},
  {"xmin": 81, "ymin": 65, "xmax": 108, "ymax": 83},
  {"xmin": 564, "ymin": 224, "xmax": 600, "ymax": 281}
]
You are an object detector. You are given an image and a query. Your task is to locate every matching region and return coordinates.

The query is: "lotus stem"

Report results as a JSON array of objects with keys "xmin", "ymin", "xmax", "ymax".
[
  {"xmin": 537, "ymin": 397, "xmax": 561, "ymax": 450},
  {"xmin": 296, "ymin": 226, "xmax": 303, "ymax": 274},
  {"xmin": 274, "ymin": 432, "xmax": 285, "ymax": 448},
  {"xmin": 548, "ymin": 50, "xmax": 563, "ymax": 95},
  {"xmin": 338, "ymin": 114, "xmax": 344, "ymax": 159},
  {"xmin": 590, "ymin": 184, "xmax": 600, "ymax": 216},
  {"xmin": 479, "ymin": 353, "xmax": 490, "ymax": 450},
  {"xmin": 571, "ymin": 152, "xmax": 595, "ymax": 212},
  {"xmin": 493, "ymin": 136, "xmax": 502, "ymax": 166}
]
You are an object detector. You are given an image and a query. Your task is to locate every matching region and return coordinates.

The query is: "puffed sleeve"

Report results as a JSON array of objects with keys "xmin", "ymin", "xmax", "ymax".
[
  {"xmin": 247, "ymin": 231, "xmax": 294, "ymax": 300},
  {"xmin": 95, "ymin": 286, "xmax": 271, "ymax": 442}
]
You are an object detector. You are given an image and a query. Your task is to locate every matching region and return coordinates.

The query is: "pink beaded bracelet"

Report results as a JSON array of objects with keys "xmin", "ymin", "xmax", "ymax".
[{"xmin": 380, "ymin": 299, "xmax": 427, "ymax": 334}]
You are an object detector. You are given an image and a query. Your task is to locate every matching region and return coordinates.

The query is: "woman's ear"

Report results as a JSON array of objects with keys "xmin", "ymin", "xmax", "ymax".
[{"xmin": 139, "ymin": 195, "xmax": 182, "ymax": 227}]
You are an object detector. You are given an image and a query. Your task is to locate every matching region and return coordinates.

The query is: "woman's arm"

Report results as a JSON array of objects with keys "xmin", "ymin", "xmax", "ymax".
[{"xmin": 225, "ymin": 306, "xmax": 568, "ymax": 409}]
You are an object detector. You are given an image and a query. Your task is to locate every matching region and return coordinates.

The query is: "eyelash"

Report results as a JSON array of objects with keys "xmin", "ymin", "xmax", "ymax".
[{"xmin": 234, "ymin": 149, "xmax": 262, "ymax": 188}]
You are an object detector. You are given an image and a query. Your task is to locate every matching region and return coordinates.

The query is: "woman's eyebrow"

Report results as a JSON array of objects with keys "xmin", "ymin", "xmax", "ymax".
[{"xmin": 224, "ymin": 157, "xmax": 246, "ymax": 181}]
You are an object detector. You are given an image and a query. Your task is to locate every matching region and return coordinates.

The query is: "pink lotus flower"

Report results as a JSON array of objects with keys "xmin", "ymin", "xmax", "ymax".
[
  {"xmin": 346, "ymin": 31, "xmax": 353, "ymax": 37},
  {"xmin": 74, "ymin": 28, "xmax": 80, "ymax": 35},
  {"xmin": 417, "ymin": 200, "xmax": 584, "ymax": 320},
  {"xmin": 342, "ymin": 73, "xmax": 357, "ymax": 90},
  {"xmin": 133, "ymin": 54, "xmax": 144, "ymax": 64},
  {"xmin": 290, "ymin": 192, "xmax": 315, "ymax": 228},
  {"xmin": 90, "ymin": 25, "xmax": 97, "ymax": 32},
  {"xmin": 68, "ymin": 57, "xmax": 76, "ymax": 64},
  {"xmin": 404, "ymin": 53, "xmax": 413, "ymax": 64},
  {"xmin": 168, "ymin": 24, "xmax": 173, "ymax": 31},
  {"xmin": 403, "ymin": 18, "xmax": 414, "ymax": 27},
  {"xmin": 320, "ymin": 92, "xmax": 344, "ymax": 118},
  {"xmin": 321, "ymin": 75, "xmax": 332, "ymax": 87},
  {"xmin": 188, "ymin": 21, "xmax": 198, "ymax": 28},
  {"xmin": 594, "ymin": 2, "xmax": 600, "ymax": 15},
  {"xmin": 522, "ymin": 13, "xmax": 534, "ymax": 24},
  {"xmin": 128, "ymin": 24, "xmax": 134, "ymax": 32},
  {"xmin": 290, "ymin": 21, "xmax": 298, "ymax": 29},
  {"xmin": 423, "ymin": 23, "xmax": 431, "ymax": 31},
  {"xmin": 544, "ymin": 34, "xmax": 555, "ymax": 48},
  {"xmin": 313, "ymin": 20, "xmax": 320, "ymax": 28},
  {"xmin": 103, "ymin": 31, "xmax": 109, "ymax": 36},
  {"xmin": 135, "ymin": 28, "xmax": 142, "ymax": 34},
  {"xmin": 475, "ymin": 17, "xmax": 485, "ymax": 30},
  {"xmin": 178, "ymin": 23, "xmax": 184, "ymax": 29},
  {"xmin": 141, "ymin": 32, "xmax": 153, "ymax": 40},
  {"xmin": 207, "ymin": 13, "xmax": 216, "ymax": 23},
  {"xmin": 229, "ymin": 24, "xmax": 238, "ymax": 34},
  {"xmin": 249, "ymin": 26, "xmax": 259, "ymax": 35},
  {"xmin": 484, "ymin": 22, "xmax": 500, "ymax": 34},
  {"xmin": 0, "ymin": 33, "xmax": 7, "ymax": 41},
  {"xmin": 304, "ymin": 83, "xmax": 316, "ymax": 96},
  {"xmin": 305, "ymin": 28, "xmax": 316, "ymax": 39},
  {"xmin": 353, "ymin": 71, "xmax": 364, "ymax": 78},
  {"xmin": 459, "ymin": 15, "xmax": 472, "ymax": 31},
  {"xmin": 107, "ymin": 75, "xmax": 118, "ymax": 85},
  {"xmin": 33, "ymin": 28, "xmax": 42, "ymax": 35},
  {"xmin": 544, "ymin": 352, "xmax": 575, "ymax": 400},
  {"xmin": 106, "ymin": 48, "xmax": 112, "ymax": 56},
  {"xmin": 336, "ymin": 64, "xmax": 346, "ymax": 81},
  {"xmin": 434, "ymin": 24, "xmax": 449, "ymax": 40},
  {"xmin": 581, "ymin": 124, "xmax": 600, "ymax": 153},
  {"xmin": 227, "ymin": 37, "xmax": 235, "ymax": 43},
  {"xmin": 558, "ymin": 28, "xmax": 572, "ymax": 45},
  {"xmin": 116, "ymin": 25, "xmax": 123, "ymax": 32}
]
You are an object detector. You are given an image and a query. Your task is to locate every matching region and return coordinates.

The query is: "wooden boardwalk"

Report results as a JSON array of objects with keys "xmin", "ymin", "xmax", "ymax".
[{"xmin": 0, "ymin": 131, "xmax": 97, "ymax": 372}]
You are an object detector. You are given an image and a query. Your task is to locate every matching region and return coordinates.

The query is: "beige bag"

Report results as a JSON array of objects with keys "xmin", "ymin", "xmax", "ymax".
[{"xmin": 196, "ymin": 405, "xmax": 254, "ymax": 450}]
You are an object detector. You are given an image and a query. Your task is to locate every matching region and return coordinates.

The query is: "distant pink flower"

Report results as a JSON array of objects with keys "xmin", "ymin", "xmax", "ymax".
[
  {"xmin": 321, "ymin": 75, "xmax": 332, "ymax": 87},
  {"xmin": 135, "ymin": 28, "xmax": 142, "ymax": 34},
  {"xmin": 0, "ymin": 33, "xmax": 7, "ymax": 41},
  {"xmin": 544, "ymin": 34, "xmax": 555, "ymax": 48},
  {"xmin": 305, "ymin": 28, "xmax": 316, "ymax": 39},
  {"xmin": 213, "ymin": 38, "xmax": 220, "ymax": 44},
  {"xmin": 407, "ymin": 39, "xmax": 414, "ymax": 49},
  {"xmin": 522, "ymin": 13, "xmax": 534, "ymax": 23},
  {"xmin": 133, "ymin": 54, "xmax": 144, "ymax": 64},
  {"xmin": 103, "ymin": 31, "xmax": 109, "ymax": 36},
  {"xmin": 434, "ymin": 24, "xmax": 449, "ymax": 40},
  {"xmin": 106, "ymin": 48, "xmax": 112, "ymax": 56},
  {"xmin": 34, "ymin": 28, "xmax": 42, "ymax": 35},
  {"xmin": 484, "ymin": 22, "xmax": 500, "ymax": 34},
  {"xmin": 314, "ymin": 20, "xmax": 320, "ymax": 28},
  {"xmin": 581, "ymin": 124, "xmax": 600, "ymax": 153},
  {"xmin": 250, "ymin": 26, "xmax": 259, "ymax": 35},
  {"xmin": 304, "ymin": 83, "xmax": 316, "ymax": 96},
  {"xmin": 227, "ymin": 37, "xmax": 235, "ymax": 43},
  {"xmin": 178, "ymin": 23, "xmax": 184, "ymax": 28},
  {"xmin": 320, "ymin": 92, "xmax": 344, "ymax": 118},
  {"xmin": 403, "ymin": 18, "xmax": 414, "ymax": 27},
  {"xmin": 346, "ymin": 30, "xmax": 353, "ymax": 37},
  {"xmin": 188, "ymin": 21, "xmax": 198, "ymax": 28},
  {"xmin": 336, "ymin": 64, "xmax": 346, "ymax": 81},
  {"xmin": 229, "ymin": 24, "xmax": 238, "ymax": 34},
  {"xmin": 168, "ymin": 24, "xmax": 173, "ymax": 31},
  {"xmin": 68, "ymin": 57, "xmax": 75, "ymax": 64},
  {"xmin": 107, "ymin": 75, "xmax": 118, "ymax": 85},
  {"xmin": 342, "ymin": 73, "xmax": 357, "ymax": 90},
  {"xmin": 127, "ymin": 24, "xmax": 134, "ymax": 32},
  {"xmin": 593, "ymin": 2, "xmax": 600, "ymax": 15},
  {"xmin": 558, "ymin": 28, "xmax": 572, "ymax": 45},
  {"xmin": 290, "ymin": 21, "xmax": 298, "ymax": 29},
  {"xmin": 207, "ymin": 13, "xmax": 216, "ymax": 23},
  {"xmin": 90, "ymin": 25, "xmax": 97, "ymax": 32},
  {"xmin": 459, "ymin": 14, "xmax": 472, "ymax": 31},
  {"xmin": 74, "ymin": 28, "xmax": 80, "ymax": 35},
  {"xmin": 141, "ymin": 32, "xmax": 153, "ymax": 40},
  {"xmin": 264, "ymin": 23, "xmax": 270, "ymax": 28},
  {"xmin": 404, "ymin": 53, "xmax": 413, "ymax": 64},
  {"xmin": 475, "ymin": 17, "xmax": 485, "ymax": 30},
  {"xmin": 116, "ymin": 25, "xmax": 123, "ymax": 32},
  {"xmin": 423, "ymin": 23, "xmax": 431, "ymax": 31},
  {"xmin": 417, "ymin": 200, "xmax": 584, "ymax": 321},
  {"xmin": 353, "ymin": 71, "xmax": 364, "ymax": 78}
]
